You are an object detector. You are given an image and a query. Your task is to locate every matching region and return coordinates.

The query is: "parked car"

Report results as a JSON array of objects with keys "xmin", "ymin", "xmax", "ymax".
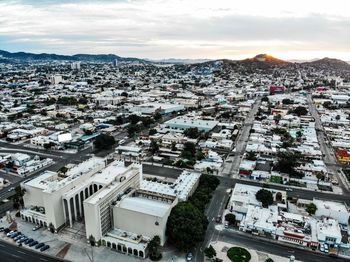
[
  {"xmin": 7, "ymin": 187, "xmax": 15, "ymax": 192},
  {"xmin": 10, "ymin": 232, "xmax": 20, "ymax": 238},
  {"xmin": 0, "ymin": 227, "xmax": 4, "ymax": 232},
  {"xmin": 25, "ymin": 238, "xmax": 34, "ymax": 245},
  {"xmin": 224, "ymin": 221, "xmax": 229, "ymax": 228},
  {"xmin": 32, "ymin": 225, "xmax": 41, "ymax": 231},
  {"xmin": 320, "ymin": 244, "xmax": 325, "ymax": 252},
  {"xmin": 14, "ymin": 234, "xmax": 23, "ymax": 241},
  {"xmin": 40, "ymin": 245, "xmax": 50, "ymax": 252},
  {"xmin": 3, "ymin": 228, "xmax": 10, "ymax": 234},
  {"xmin": 35, "ymin": 243, "xmax": 45, "ymax": 249},
  {"xmin": 29, "ymin": 241, "xmax": 38, "ymax": 247},
  {"xmin": 186, "ymin": 252, "xmax": 193, "ymax": 261},
  {"xmin": 6, "ymin": 230, "xmax": 15, "ymax": 237},
  {"xmin": 18, "ymin": 237, "xmax": 28, "ymax": 244}
]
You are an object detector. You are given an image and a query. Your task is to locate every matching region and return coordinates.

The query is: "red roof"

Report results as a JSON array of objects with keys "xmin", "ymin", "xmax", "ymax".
[{"xmin": 336, "ymin": 148, "xmax": 350, "ymax": 157}]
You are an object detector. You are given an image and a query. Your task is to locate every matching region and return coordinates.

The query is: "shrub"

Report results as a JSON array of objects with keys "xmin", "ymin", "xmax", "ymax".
[{"xmin": 227, "ymin": 247, "xmax": 251, "ymax": 262}]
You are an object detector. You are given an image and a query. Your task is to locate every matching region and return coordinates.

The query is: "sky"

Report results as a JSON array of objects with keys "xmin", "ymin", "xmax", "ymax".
[{"xmin": 0, "ymin": 0, "xmax": 350, "ymax": 60}]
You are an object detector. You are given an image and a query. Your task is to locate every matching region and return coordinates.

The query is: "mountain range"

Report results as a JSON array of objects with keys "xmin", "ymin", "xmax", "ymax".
[{"xmin": 0, "ymin": 50, "xmax": 349, "ymax": 71}]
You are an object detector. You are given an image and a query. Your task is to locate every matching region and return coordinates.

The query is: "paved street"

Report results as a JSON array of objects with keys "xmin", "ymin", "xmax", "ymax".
[
  {"xmin": 219, "ymin": 229, "xmax": 349, "ymax": 262},
  {"xmin": 0, "ymin": 239, "xmax": 64, "ymax": 262},
  {"xmin": 222, "ymin": 98, "xmax": 261, "ymax": 176},
  {"xmin": 307, "ymin": 94, "xmax": 350, "ymax": 193}
]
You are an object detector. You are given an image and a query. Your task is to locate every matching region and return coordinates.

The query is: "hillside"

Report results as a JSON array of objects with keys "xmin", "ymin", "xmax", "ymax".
[
  {"xmin": 301, "ymin": 57, "xmax": 350, "ymax": 71},
  {"xmin": 0, "ymin": 50, "xmax": 147, "ymax": 64}
]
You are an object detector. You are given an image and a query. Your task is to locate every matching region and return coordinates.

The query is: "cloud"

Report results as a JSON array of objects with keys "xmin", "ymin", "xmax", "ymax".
[{"xmin": 0, "ymin": 0, "xmax": 350, "ymax": 59}]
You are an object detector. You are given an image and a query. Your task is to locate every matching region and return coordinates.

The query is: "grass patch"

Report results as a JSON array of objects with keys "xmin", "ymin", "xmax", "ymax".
[
  {"xmin": 227, "ymin": 247, "xmax": 251, "ymax": 262},
  {"xmin": 270, "ymin": 176, "xmax": 282, "ymax": 184}
]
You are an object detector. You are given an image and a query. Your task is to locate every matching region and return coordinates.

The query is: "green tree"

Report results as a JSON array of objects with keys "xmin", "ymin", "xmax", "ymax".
[
  {"xmin": 246, "ymin": 152, "xmax": 257, "ymax": 161},
  {"xmin": 196, "ymin": 150, "xmax": 205, "ymax": 161},
  {"xmin": 225, "ymin": 213, "xmax": 236, "ymax": 225},
  {"xmin": 292, "ymin": 106, "xmax": 308, "ymax": 116},
  {"xmin": 49, "ymin": 223, "xmax": 55, "ymax": 234},
  {"xmin": 89, "ymin": 235, "xmax": 96, "ymax": 246},
  {"xmin": 181, "ymin": 142, "xmax": 196, "ymax": 160},
  {"xmin": 166, "ymin": 202, "xmax": 208, "ymax": 251},
  {"xmin": 255, "ymin": 189, "xmax": 273, "ymax": 208},
  {"xmin": 150, "ymin": 140, "xmax": 159, "ymax": 154},
  {"xmin": 306, "ymin": 203, "xmax": 317, "ymax": 215},
  {"xmin": 149, "ymin": 235, "xmax": 162, "ymax": 261},
  {"xmin": 204, "ymin": 245, "xmax": 216, "ymax": 259},
  {"xmin": 184, "ymin": 127, "xmax": 201, "ymax": 139},
  {"xmin": 149, "ymin": 128, "xmax": 157, "ymax": 136},
  {"xmin": 265, "ymin": 258, "xmax": 274, "ymax": 262},
  {"xmin": 154, "ymin": 112, "xmax": 162, "ymax": 121},
  {"xmin": 93, "ymin": 134, "xmax": 116, "ymax": 151},
  {"xmin": 273, "ymin": 114, "xmax": 282, "ymax": 124}
]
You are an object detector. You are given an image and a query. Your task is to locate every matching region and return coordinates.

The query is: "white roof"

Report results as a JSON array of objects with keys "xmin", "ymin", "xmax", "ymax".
[{"xmin": 119, "ymin": 197, "xmax": 171, "ymax": 217}]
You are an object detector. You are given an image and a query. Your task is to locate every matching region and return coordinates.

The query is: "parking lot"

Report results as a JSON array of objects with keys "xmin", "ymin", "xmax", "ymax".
[{"xmin": 0, "ymin": 211, "xmax": 156, "ymax": 262}]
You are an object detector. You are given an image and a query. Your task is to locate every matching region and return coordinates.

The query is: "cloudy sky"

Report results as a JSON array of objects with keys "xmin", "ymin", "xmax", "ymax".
[{"xmin": 0, "ymin": 0, "xmax": 350, "ymax": 60}]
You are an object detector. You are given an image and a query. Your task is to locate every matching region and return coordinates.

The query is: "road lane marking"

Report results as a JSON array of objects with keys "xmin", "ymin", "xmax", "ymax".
[
  {"xmin": 11, "ymin": 254, "xmax": 20, "ymax": 258},
  {"xmin": 40, "ymin": 258, "xmax": 48, "ymax": 261},
  {"xmin": 17, "ymin": 250, "xmax": 26, "ymax": 254}
]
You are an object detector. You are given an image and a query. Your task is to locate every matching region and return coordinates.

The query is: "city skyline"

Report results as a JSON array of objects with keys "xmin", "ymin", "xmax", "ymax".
[{"xmin": 1, "ymin": 0, "xmax": 350, "ymax": 60}]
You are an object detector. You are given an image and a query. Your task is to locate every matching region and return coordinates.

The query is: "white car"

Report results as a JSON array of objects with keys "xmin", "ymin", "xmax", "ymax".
[{"xmin": 320, "ymin": 244, "xmax": 325, "ymax": 252}]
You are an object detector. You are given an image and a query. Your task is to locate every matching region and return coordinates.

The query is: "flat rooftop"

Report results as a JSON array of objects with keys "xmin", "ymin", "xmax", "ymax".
[{"xmin": 118, "ymin": 196, "xmax": 171, "ymax": 217}]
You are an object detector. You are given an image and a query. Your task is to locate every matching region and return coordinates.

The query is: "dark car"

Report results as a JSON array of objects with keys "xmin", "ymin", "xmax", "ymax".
[
  {"xmin": 25, "ymin": 238, "xmax": 34, "ymax": 245},
  {"xmin": 35, "ymin": 243, "xmax": 45, "ymax": 249},
  {"xmin": 3, "ymin": 228, "xmax": 10, "ymax": 234},
  {"xmin": 40, "ymin": 245, "xmax": 50, "ymax": 252},
  {"xmin": 14, "ymin": 234, "xmax": 23, "ymax": 241},
  {"xmin": 29, "ymin": 240, "xmax": 38, "ymax": 247},
  {"xmin": 18, "ymin": 237, "xmax": 28, "ymax": 243}
]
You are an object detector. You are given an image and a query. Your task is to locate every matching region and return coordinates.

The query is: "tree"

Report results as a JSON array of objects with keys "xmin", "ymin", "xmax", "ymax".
[
  {"xmin": 89, "ymin": 235, "xmax": 96, "ymax": 246},
  {"xmin": 292, "ymin": 106, "xmax": 308, "ymax": 116},
  {"xmin": 44, "ymin": 142, "xmax": 56, "ymax": 150},
  {"xmin": 273, "ymin": 114, "xmax": 281, "ymax": 124},
  {"xmin": 282, "ymin": 98, "xmax": 293, "ymax": 105},
  {"xmin": 196, "ymin": 150, "xmax": 205, "ymax": 161},
  {"xmin": 149, "ymin": 128, "xmax": 157, "ymax": 136},
  {"xmin": 265, "ymin": 259, "xmax": 274, "ymax": 262},
  {"xmin": 225, "ymin": 213, "xmax": 236, "ymax": 225},
  {"xmin": 149, "ymin": 235, "xmax": 162, "ymax": 261},
  {"xmin": 129, "ymin": 114, "xmax": 141, "ymax": 125},
  {"xmin": 275, "ymin": 151, "xmax": 302, "ymax": 177},
  {"xmin": 246, "ymin": 152, "xmax": 257, "ymax": 161},
  {"xmin": 255, "ymin": 189, "xmax": 273, "ymax": 208},
  {"xmin": 204, "ymin": 245, "xmax": 216, "ymax": 259},
  {"xmin": 49, "ymin": 223, "xmax": 55, "ymax": 234},
  {"xmin": 184, "ymin": 127, "xmax": 201, "ymax": 139},
  {"xmin": 127, "ymin": 125, "xmax": 139, "ymax": 137},
  {"xmin": 166, "ymin": 202, "xmax": 208, "ymax": 251},
  {"xmin": 181, "ymin": 142, "xmax": 196, "ymax": 160},
  {"xmin": 296, "ymin": 130, "xmax": 303, "ymax": 139},
  {"xmin": 93, "ymin": 134, "xmax": 116, "ymax": 151},
  {"xmin": 154, "ymin": 112, "xmax": 162, "ymax": 121},
  {"xmin": 335, "ymin": 115, "xmax": 341, "ymax": 121},
  {"xmin": 150, "ymin": 140, "xmax": 159, "ymax": 154},
  {"xmin": 306, "ymin": 203, "xmax": 317, "ymax": 215},
  {"xmin": 261, "ymin": 96, "xmax": 269, "ymax": 102}
]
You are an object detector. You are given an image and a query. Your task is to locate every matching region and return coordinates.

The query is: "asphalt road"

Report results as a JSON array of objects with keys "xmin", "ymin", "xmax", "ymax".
[
  {"xmin": 0, "ymin": 239, "xmax": 64, "ymax": 262},
  {"xmin": 220, "ymin": 229, "xmax": 349, "ymax": 262},
  {"xmin": 222, "ymin": 99, "xmax": 261, "ymax": 176}
]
